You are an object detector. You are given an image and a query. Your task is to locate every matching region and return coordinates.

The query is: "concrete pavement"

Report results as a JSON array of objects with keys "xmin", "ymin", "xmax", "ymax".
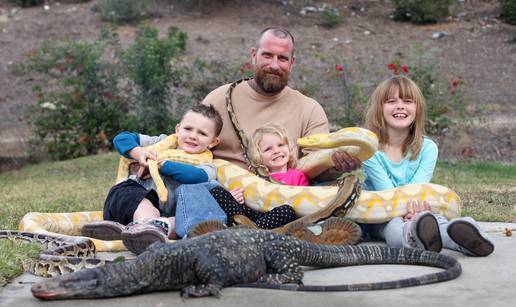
[{"xmin": 1, "ymin": 222, "xmax": 515, "ymax": 307}]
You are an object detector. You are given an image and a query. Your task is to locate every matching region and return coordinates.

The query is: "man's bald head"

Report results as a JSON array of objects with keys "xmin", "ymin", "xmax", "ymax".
[{"xmin": 257, "ymin": 27, "xmax": 295, "ymax": 57}]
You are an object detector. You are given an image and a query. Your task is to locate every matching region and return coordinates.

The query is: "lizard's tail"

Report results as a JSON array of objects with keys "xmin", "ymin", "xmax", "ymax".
[{"xmin": 241, "ymin": 244, "xmax": 461, "ymax": 291}]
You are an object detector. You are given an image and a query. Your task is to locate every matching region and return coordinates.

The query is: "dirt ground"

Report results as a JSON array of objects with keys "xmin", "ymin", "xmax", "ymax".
[{"xmin": 0, "ymin": 0, "xmax": 515, "ymax": 171}]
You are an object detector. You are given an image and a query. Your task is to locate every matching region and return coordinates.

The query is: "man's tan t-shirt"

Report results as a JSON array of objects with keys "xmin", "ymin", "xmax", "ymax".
[{"xmin": 202, "ymin": 81, "xmax": 329, "ymax": 170}]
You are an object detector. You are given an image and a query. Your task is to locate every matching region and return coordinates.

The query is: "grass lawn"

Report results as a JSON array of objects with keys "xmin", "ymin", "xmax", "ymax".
[{"xmin": 0, "ymin": 153, "xmax": 515, "ymax": 285}]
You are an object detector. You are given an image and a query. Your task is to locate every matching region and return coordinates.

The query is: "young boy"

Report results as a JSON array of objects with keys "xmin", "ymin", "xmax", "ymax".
[{"xmin": 82, "ymin": 104, "xmax": 226, "ymax": 254}]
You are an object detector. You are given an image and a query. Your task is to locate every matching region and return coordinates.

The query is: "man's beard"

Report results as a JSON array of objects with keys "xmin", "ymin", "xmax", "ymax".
[{"xmin": 254, "ymin": 68, "xmax": 289, "ymax": 94}]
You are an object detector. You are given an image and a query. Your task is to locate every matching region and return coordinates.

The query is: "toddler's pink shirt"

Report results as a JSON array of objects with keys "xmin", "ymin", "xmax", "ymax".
[{"xmin": 271, "ymin": 168, "xmax": 309, "ymax": 186}]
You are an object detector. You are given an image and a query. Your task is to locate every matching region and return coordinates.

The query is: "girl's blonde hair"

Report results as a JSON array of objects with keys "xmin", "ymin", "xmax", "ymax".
[
  {"xmin": 364, "ymin": 75, "xmax": 427, "ymax": 160},
  {"xmin": 250, "ymin": 124, "xmax": 298, "ymax": 174}
]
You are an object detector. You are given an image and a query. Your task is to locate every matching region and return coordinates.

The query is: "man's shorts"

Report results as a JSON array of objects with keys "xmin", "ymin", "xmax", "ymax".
[{"xmin": 103, "ymin": 179, "xmax": 160, "ymax": 225}]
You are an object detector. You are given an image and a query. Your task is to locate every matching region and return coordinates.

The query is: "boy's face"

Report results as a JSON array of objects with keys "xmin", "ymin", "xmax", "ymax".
[{"xmin": 175, "ymin": 111, "xmax": 219, "ymax": 154}]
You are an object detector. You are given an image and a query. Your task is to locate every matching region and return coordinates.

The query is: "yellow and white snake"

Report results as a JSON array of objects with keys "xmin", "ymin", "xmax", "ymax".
[{"xmin": 15, "ymin": 127, "xmax": 460, "ymax": 256}]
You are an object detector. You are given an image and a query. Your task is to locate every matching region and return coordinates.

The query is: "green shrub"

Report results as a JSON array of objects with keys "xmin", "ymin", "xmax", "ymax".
[
  {"xmin": 123, "ymin": 24, "xmax": 187, "ymax": 135},
  {"xmin": 392, "ymin": 0, "xmax": 456, "ymax": 24},
  {"xmin": 320, "ymin": 8, "xmax": 342, "ymax": 29},
  {"xmin": 189, "ymin": 59, "xmax": 252, "ymax": 100},
  {"xmin": 95, "ymin": 0, "xmax": 148, "ymax": 24},
  {"xmin": 327, "ymin": 64, "xmax": 368, "ymax": 128},
  {"xmin": 23, "ymin": 30, "xmax": 133, "ymax": 160},
  {"xmin": 500, "ymin": 0, "xmax": 516, "ymax": 25},
  {"xmin": 162, "ymin": 58, "xmax": 252, "ymax": 119},
  {"xmin": 9, "ymin": 0, "xmax": 44, "ymax": 7}
]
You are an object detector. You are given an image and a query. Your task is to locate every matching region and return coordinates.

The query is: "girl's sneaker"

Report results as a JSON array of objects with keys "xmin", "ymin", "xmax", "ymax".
[
  {"xmin": 447, "ymin": 217, "xmax": 494, "ymax": 257},
  {"xmin": 121, "ymin": 218, "xmax": 172, "ymax": 255},
  {"xmin": 403, "ymin": 211, "xmax": 442, "ymax": 252}
]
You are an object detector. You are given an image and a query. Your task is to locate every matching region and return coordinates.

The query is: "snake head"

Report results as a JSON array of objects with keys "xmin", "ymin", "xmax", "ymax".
[{"xmin": 31, "ymin": 269, "xmax": 102, "ymax": 300}]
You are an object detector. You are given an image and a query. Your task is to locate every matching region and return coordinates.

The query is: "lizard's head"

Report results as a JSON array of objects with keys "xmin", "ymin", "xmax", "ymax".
[{"xmin": 31, "ymin": 269, "xmax": 105, "ymax": 300}]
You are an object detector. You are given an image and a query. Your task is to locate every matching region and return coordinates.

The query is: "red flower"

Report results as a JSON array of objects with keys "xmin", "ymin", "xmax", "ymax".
[
  {"xmin": 450, "ymin": 77, "xmax": 463, "ymax": 88},
  {"xmin": 240, "ymin": 62, "xmax": 252, "ymax": 73},
  {"xmin": 335, "ymin": 64, "xmax": 344, "ymax": 71},
  {"xmin": 102, "ymin": 91, "xmax": 114, "ymax": 100},
  {"xmin": 78, "ymin": 134, "xmax": 88, "ymax": 144},
  {"xmin": 387, "ymin": 63, "xmax": 397, "ymax": 71},
  {"xmin": 401, "ymin": 65, "xmax": 409, "ymax": 73},
  {"xmin": 55, "ymin": 63, "xmax": 67, "ymax": 73},
  {"xmin": 98, "ymin": 130, "xmax": 107, "ymax": 142},
  {"xmin": 26, "ymin": 48, "xmax": 38, "ymax": 59}
]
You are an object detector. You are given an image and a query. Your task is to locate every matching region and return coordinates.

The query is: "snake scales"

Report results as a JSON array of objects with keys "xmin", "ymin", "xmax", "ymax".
[
  {"xmin": 3, "ymin": 80, "xmax": 461, "ymax": 277},
  {"xmin": 15, "ymin": 127, "xmax": 460, "ymax": 253},
  {"xmin": 2, "ymin": 127, "xmax": 461, "ymax": 277},
  {"xmin": 0, "ymin": 230, "xmax": 113, "ymax": 278}
]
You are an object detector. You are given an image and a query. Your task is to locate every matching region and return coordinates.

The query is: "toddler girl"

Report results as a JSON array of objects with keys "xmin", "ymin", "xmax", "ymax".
[{"xmin": 209, "ymin": 124, "xmax": 308, "ymax": 229}]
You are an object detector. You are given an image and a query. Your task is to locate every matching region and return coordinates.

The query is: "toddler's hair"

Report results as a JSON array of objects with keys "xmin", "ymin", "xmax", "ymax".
[
  {"xmin": 250, "ymin": 124, "xmax": 298, "ymax": 174},
  {"xmin": 364, "ymin": 75, "xmax": 427, "ymax": 160},
  {"xmin": 184, "ymin": 104, "xmax": 223, "ymax": 136}
]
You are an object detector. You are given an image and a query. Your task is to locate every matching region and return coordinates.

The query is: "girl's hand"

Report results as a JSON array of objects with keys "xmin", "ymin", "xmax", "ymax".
[
  {"xmin": 230, "ymin": 188, "xmax": 245, "ymax": 204},
  {"xmin": 404, "ymin": 200, "xmax": 431, "ymax": 221}
]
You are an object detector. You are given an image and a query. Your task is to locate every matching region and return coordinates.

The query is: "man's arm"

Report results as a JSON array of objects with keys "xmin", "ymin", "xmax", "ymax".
[{"xmin": 301, "ymin": 104, "xmax": 361, "ymax": 181}]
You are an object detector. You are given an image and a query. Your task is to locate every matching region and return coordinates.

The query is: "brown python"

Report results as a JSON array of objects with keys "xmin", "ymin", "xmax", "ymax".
[{"xmin": 0, "ymin": 230, "xmax": 116, "ymax": 278}]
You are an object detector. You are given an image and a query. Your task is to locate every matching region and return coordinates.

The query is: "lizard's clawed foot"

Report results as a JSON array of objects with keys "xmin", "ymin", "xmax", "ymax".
[{"xmin": 180, "ymin": 284, "xmax": 222, "ymax": 298}]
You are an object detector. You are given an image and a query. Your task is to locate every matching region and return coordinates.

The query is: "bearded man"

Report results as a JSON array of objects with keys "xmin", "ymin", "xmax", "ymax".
[{"xmin": 202, "ymin": 27, "xmax": 360, "ymax": 179}]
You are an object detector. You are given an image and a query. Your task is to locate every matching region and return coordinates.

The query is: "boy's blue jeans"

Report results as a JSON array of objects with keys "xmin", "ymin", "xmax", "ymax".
[{"xmin": 174, "ymin": 180, "xmax": 227, "ymax": 238}]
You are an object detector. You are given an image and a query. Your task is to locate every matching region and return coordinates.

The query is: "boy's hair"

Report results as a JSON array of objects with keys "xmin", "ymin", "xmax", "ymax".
[
  {"xmin": 250, "ymin": 124, "xmax": 298, "ymax": 174},
  {"xmin": 364, "ymin": 75, "xmax": 427, "ymax": 160},
  {"xmin": 185, "ymin": 104, "xmax": 223, "ymax": 136}
]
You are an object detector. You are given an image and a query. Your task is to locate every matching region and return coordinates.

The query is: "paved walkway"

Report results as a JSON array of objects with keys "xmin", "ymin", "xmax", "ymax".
[{"xmin": 1, "ymin": 223, "xmax": 515, "ymax": 307}]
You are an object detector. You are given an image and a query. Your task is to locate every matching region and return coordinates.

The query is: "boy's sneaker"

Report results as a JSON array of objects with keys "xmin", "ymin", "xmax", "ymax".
[
  {"xmin": 403, "ymin": 211, "xmax": 442, "ymax": 252},
  {"xmin": 447, "ymin": 217, "xmax": 494, "ymax": 257},
  {"xmin": 81, "ymin": 220, "xmax": 125, "ymax": 241},
  {"xmin": 121, "ymin": 218, "xmax": 171, "ymax": 255}
]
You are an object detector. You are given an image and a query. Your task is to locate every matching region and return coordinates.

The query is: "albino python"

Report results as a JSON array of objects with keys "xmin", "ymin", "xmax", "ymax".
[
  {"xmin": 1, "ymin": 127, "xmax": 462, "ymax": 277},
  {"xmin": 115, "ymin": 127, "xmax": 461, "ymax": 223},
  {"xmin": 12, "ymin": 127, "xmax": 460, "ymax": 260}
]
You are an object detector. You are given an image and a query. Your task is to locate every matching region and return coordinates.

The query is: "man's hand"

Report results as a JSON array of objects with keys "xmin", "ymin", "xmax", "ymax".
[
  {"xmin": 404, "ymin": 200, "xmax": 431, "ymax": 221},
  {"xmin": 128, "ymin": 146, "xmax": 157, "ymax": 167},
  {"xmin": 230, "ymin": 188, "xmax": 245, "ymax": 204},
  {"xmin": 331, "ymin": 151, "xmax": 362, "ymax": 172}
]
